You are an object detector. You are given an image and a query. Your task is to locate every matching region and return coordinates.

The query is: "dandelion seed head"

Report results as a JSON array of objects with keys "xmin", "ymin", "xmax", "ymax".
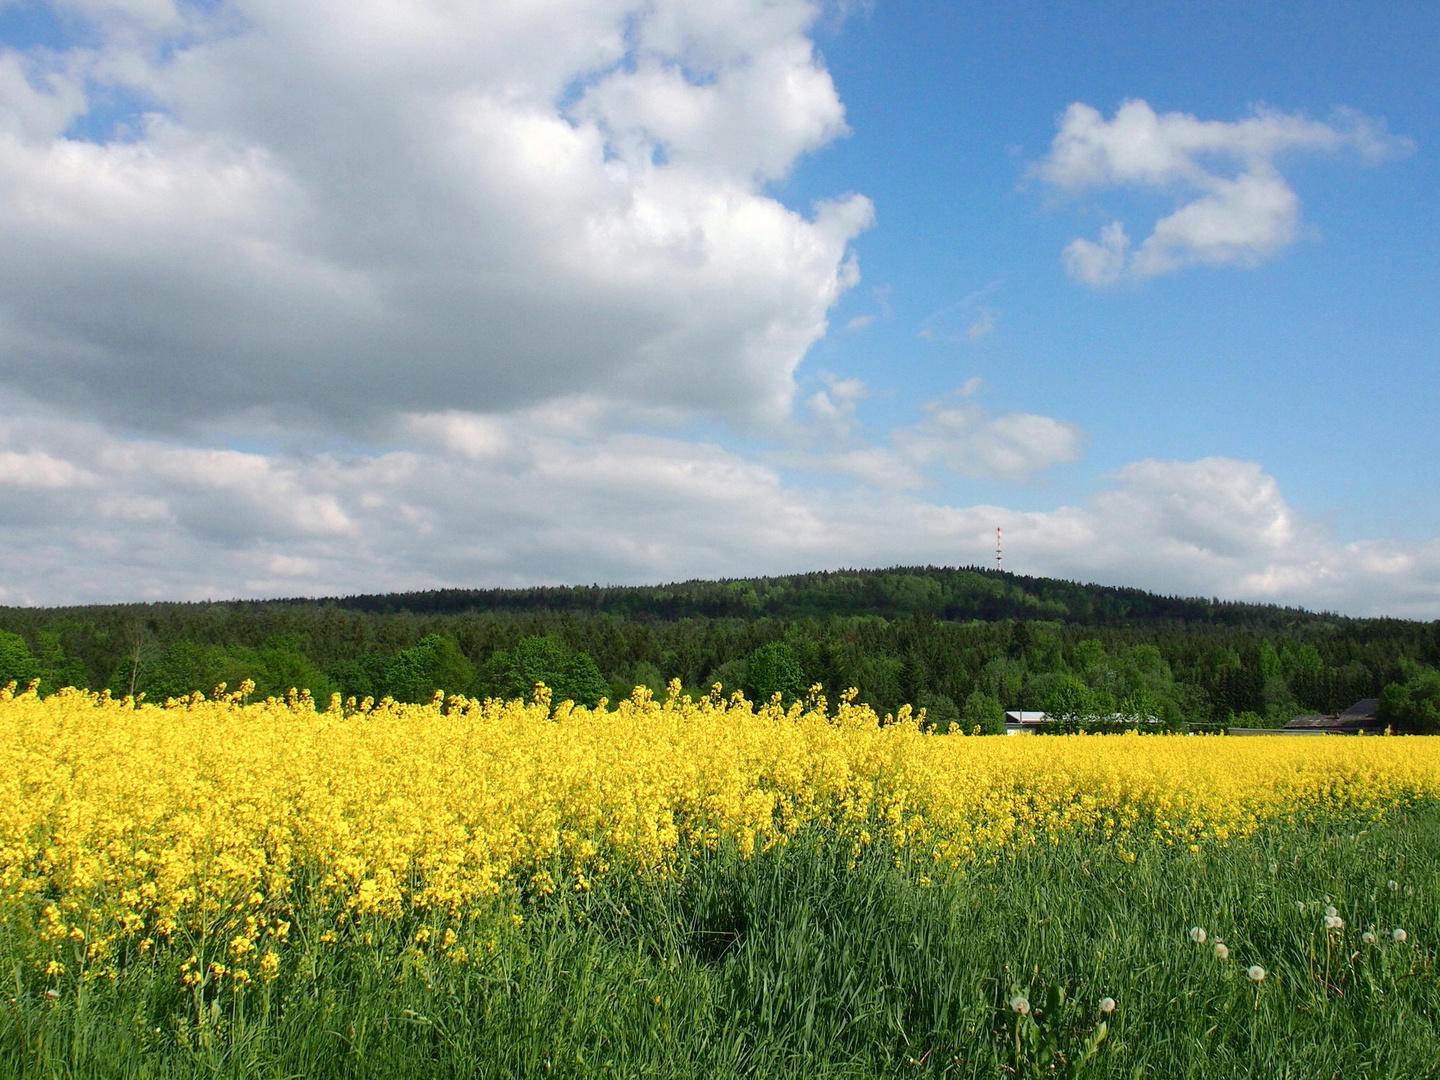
[
  {"xmin": 1213, "ymin": 942, "xmax": 1229, "ymax": 960},
  {"xmin": 1010, "ymin": 996, "xmax": 1031, "ymax": 1014},
  {"xmin": 1393, "ymin": 928, "xmax": 1408, "ymax": 943},
  {"xmin": 1324, "ymin": 915, "xmax": 1344, "ymax": 930},
  {"xmin": 1324, "ymin": 905, "xmax": 1338, "ymax": 917},
  {"xmin": 1362, "ymin": 931, "xmax": 1377, "ymax": 944},
  {"xmin": 1247, "ymin": 965, "xmax": 1266, "ymax": 982},
  {"xmin": 1099, "ymin": 996, "xmax": 1116, "ymax": 1013},
  {"xmin": 1189, "ymin": 926, "xmax": 1207, "ymax": 943}
]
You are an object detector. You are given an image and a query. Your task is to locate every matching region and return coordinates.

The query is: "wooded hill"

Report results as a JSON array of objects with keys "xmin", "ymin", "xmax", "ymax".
[{"xmin": 3, "ymin": 566, "xmax": 1438, "ymax": 731}]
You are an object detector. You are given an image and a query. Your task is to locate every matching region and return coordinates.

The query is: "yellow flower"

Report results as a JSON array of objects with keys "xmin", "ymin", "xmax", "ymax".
[{"xmin": 0, "ymin": 680, "xmax": 1436, "ymax": 991}]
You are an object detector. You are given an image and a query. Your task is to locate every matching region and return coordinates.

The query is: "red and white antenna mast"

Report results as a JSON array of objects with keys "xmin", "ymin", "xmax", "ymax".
[{"xmin": 995, "ymin": 526, "xmax": 1002, "ymax": 570}]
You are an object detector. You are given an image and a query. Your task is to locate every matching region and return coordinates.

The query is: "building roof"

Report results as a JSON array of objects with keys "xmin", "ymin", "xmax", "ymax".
[
  {"xmin": 1285, "ymin": 714, "xmax": 1353, "ymax": 729},
  {"xmin": 1004, "ymin": 710, "xmax": 1048, "ymax": 724},
  {"xmin": 1285, "ymin": 699, "xmax": 1380, "ymax": 731}
]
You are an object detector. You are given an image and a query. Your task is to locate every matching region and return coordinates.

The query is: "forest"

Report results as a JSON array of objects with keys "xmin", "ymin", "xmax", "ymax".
[{"xmin": 3, "ymin": 565, "xmax": 1439, "ymax": 731}]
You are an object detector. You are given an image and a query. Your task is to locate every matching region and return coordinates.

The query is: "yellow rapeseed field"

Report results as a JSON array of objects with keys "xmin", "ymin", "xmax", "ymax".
[{"xmin": 3, "ymin": 679, "xmax": 1439, "ymax": 984}]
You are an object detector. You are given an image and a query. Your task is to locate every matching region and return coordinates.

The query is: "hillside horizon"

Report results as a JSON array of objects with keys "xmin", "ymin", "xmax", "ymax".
[{"xmin": 0, "ymin": 565, "xmax": 1386, "ymax": 628}]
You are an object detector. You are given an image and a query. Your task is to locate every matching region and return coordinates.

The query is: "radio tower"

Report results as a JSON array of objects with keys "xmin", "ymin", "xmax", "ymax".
[{"xmin": 995, "ymin": 526, "xmax": 1002, "ymax": 570}]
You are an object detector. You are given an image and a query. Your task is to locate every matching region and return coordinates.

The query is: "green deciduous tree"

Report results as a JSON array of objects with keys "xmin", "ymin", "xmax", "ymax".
[
  {"xmin": 0, "ymin": 631, "xmax": 41, "ymax": 690},
  {"xmin": 1376, "ymin": 668, "xmax": 1440, "ymax": 734},
  {"xmin": 960, "ymin": 689, "xmax": 1005, "ymax": 735},
  {"xmin": 484, "ymin": 635, "xmax": 607, "ymax": 707},
  {"xmin": 35, "ymin": 630, "xmax": 87, "ymax": 694},
  {"xmin": 744, "ymin": 641, "xmax": 805, "ymax": 706},
  {"xmin": 1039, "ymin": 674, "xmax": 1113, "ymax": 731},
  {"xmin": 118, "ymin": 640, "xmax": 237, "ymax": 701},
  {"xmin": 916, "ymin": 690, "xmax": 960, "ymax": 733}
]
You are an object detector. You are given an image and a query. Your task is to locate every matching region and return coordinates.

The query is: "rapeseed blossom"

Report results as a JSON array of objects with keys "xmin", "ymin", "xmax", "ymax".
[{"xmin": 2, "ymin": 679, "xmax": 1439, "ymax": 984}]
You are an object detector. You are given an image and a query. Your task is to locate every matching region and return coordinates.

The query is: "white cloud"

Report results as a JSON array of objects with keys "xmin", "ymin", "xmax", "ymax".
[
  {"xmin": 964, "ymin": 307, "xmax": 997, "ymax": 340},
  {"xmin": 1038, "ymin": 99, "xmax": 1411, "ymax": 285},
  {"xmin": 0, "ymin": 0, "xmax": 869, "ymax": 430},
  {"xmin": 918, "ymin": 282, "xmax": 1003, "ymax": 343},
  {"xmin": 0, "ymin": 449, "xmax": 98, "ymax": 489},
  {"xmin": 1062, "ymin": 221, "xmax": 1129, "ymax": 287},
  {"xmin": 789, "ymin": 381, "xmax": 1080, "ymax": 486},
  {"xmin": 0, "ymin": 417, "xmax": 1438, "ymax": 616},
  {"xmin": 891, "ymin": 395, "xmax": 1084, "ymax": 483},
  {"xmin": 804, "ymin": 372, "xmax": 868, "ymax": 438},
  {"xmin": 1092, "ymin": 456, "xmax": 1304, "ymax": 558}
]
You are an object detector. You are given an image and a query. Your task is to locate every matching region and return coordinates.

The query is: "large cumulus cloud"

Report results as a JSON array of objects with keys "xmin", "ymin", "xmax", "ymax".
[{"xmin": 0, "ymin": 0, "xmax": 870, "ymax": 428}]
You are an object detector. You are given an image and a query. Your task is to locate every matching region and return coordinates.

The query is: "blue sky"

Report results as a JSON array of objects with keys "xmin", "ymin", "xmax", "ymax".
[
  {"xmin": 0, "ymin": 0, "xmax": 1437, "ymax": 613},
  {"xmin": 786, "ymin": 0, "xmax": 1439, "ymax": 536}
]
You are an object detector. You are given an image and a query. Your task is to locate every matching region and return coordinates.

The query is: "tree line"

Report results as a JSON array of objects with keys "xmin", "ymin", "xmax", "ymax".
[{"xmin": 3, "ymin": 566, "xmax": 1439, "ymax": 731}]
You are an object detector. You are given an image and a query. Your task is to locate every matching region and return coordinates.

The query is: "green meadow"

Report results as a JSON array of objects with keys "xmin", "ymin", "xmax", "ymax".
[{"xmin": 5, "ymin": 806, "xmax": 1438, "ymax": 1080}]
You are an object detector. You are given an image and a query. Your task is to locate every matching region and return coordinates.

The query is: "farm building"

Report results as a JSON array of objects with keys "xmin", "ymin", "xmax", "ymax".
[
  {"xmin": 1283, "ymin": 698, "xmax": 1381, "ymax": 733},
  {"xmin": 1003, "ymin": 710, "xmax": 1048, "ymax": 734}
]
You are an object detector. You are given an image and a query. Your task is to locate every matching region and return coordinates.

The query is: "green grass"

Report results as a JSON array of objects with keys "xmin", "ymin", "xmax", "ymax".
[{"xmin": 5, "ymin": 807, "xmax": 1440, "ymax": 1079}]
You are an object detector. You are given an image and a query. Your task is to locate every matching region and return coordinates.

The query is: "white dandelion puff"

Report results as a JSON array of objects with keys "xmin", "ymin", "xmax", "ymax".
[
  {"xmin": 1362, "ymin": 931, "xmax": 1377, "ymax": 944},
  {"xmin": 1213, "ymin": 942, "xmax": 1230, "ymax": 960},
  {"xmin": 1324, "ymin": 915, "xmax": 1345, "ymax": 930},
  {"xmin": 1247, "ymin": 966, "xmax": 1266, "ymax": 982},
  {"xmin": 1393, "ymin": 928, "xmax": 1408, "ymax": 943},
  {"xmin": 1099, "ymin": 996, "xmax": 1116, "ymax": 1014},
  {"xmin": 1189, "ymin": 926, "xmax": 1207, "ymax": 943},
  {"xmin": 1010, "ymin": 996, "xmax": 1031, "ymax": 1015}
]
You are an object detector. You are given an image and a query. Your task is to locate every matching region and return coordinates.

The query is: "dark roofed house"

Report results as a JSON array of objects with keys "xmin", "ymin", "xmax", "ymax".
[
  {"xmin": 1341, "ymin": 698, "xmax": 1380, "ymax": 723},
  {"xmin": 1284, "ymin": 698, "xmax": 1380, "ymax": 733}
]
